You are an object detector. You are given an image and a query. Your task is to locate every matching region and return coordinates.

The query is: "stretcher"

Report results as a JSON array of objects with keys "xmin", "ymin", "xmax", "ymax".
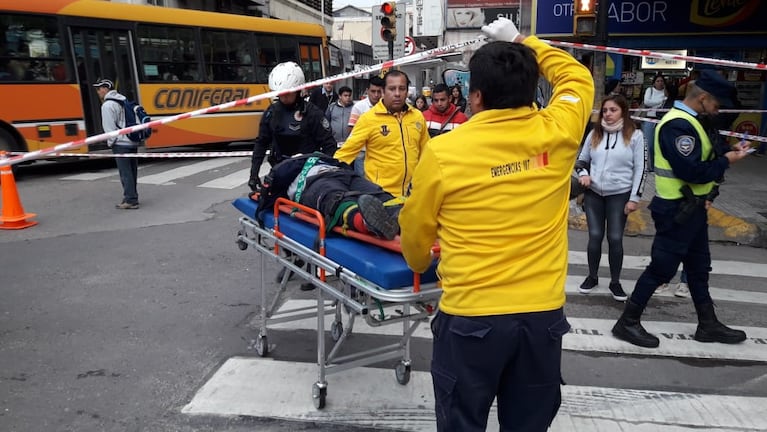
[{"xmin": 233, "ymin": 196, "xmax": 441, "ymax": 409}]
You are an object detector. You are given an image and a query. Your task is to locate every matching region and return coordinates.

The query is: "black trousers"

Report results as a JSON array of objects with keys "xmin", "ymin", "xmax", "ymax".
[
  {"xmin": 431, "ymin": 308, "xmax": 570, "ymax": 432},
  {"xmin": 299, "ymin": 170, "xmax": 394, "ymax": 224},
  {"xmin": 630, "ymin": 196, "xmax": 713, "ymax": 307}
]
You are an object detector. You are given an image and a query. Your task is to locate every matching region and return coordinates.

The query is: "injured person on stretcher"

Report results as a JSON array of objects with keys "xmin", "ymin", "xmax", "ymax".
[{"xmin": 255, "ymin": 152, "xmax": 404, "ymax": 240}]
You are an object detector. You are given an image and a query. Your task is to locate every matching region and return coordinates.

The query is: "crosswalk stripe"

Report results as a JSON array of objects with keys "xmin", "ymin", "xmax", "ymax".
[
  {"xmin": 61, "ymin": 164, "xmax": 152, "ymax": 181},
  {"xmin": 197, "ymin": 168, "xmax": 250, "ymax": 189},
  {"xmin": 262, "ymin": 300, "xmax": 767, "ymax": 362},
  {"xmin": 569, "ymin": 251, "xmax": 767, "ymax": 279},
  {"xmin": 563, "ymin": 275, "xmax": 767, "ymax": 305},
  {"xmin": 183, "ymin": 357, "xmax": 767, "ymax": 432},
  {"xmin": 138, "ymin": 157, "xmax": 246, "ymax": 185}
]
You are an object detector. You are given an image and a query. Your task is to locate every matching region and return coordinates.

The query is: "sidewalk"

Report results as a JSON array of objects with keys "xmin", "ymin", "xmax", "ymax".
[{"xmin": 569, "ymin": 154, "xmax": 767, "ymax": 248}]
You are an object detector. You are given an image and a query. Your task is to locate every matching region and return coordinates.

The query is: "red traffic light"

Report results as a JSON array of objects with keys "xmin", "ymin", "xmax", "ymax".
[{"xmin": 380, "ymin": 2, "xmax": 395, "ymax": 15}]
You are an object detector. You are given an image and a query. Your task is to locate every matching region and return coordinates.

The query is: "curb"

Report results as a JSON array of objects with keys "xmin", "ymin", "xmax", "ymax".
[{"xmin": 568, "ymin": 201, "xmax": 767, "ymax": 248}]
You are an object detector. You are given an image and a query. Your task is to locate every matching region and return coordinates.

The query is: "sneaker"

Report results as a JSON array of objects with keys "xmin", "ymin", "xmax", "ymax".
[
  {"xmin": 674, "ymin": 282, "xmax": 690, "ymax": 298},
  {"xmin": 357, "ymin": 194, "xmax": 399, "ymax": 240},
  {"xmin": 116, "ymin": 202, "xmax": 139, "ymax": 209},
  {"xmin": 579, "ymin": 276, "xmax": 598, "ymax": 294},
  {"xmin": 609, "ymin": 282, "xmax": 628, "ymax": 302},
  {"xmin": 655, "ymin": 283, "xmax": 671, "ymax": 294}
]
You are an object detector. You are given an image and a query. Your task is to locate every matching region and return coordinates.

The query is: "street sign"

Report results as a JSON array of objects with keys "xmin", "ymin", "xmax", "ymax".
[
  {"xmin": 372, "ymin": 2, "xmax": 407, "ymax": 61},
  {"xmin": 404, "ymin": 36, "xmax": 415, "ymax": 56}
]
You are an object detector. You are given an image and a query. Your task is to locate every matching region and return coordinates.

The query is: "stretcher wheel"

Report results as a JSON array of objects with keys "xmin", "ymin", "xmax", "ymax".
[
  {"xmin": 331, "ymin": 321, "xmax": 343, "ymax": 342},
  {"xmin": 255, "ymin": 335, "xmax": 269, "ymax": 357},
  {"xmin": 312, "ymin": 382, "xmax": 327, "ymax": 409},
  {"xmin": 395, "ymin": 362, "xmax": 411, "ymax": 385},
  {"xmin": 236, "ymin": 231, "xmax": 248, "ymax": 250}
]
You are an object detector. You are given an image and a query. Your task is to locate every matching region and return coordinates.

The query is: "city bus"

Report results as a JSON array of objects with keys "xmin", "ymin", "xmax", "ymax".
[{"xmin": 0, "ymin": 0, "xmax": 328, "ymax": 157}]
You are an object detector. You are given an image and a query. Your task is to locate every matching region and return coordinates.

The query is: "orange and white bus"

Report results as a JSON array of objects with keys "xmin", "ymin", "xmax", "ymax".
[{"xmin": 0, "ymin": 0, "xmax": 327, "ymax": 156}]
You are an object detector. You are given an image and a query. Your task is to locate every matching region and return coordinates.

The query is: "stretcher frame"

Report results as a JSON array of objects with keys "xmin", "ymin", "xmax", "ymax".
[{"xmin": 235, "ymin": 197, "xmax": 442, "ymax": 409}]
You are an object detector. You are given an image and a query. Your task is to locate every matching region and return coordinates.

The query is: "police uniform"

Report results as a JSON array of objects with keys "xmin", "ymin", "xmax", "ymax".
[
  {"xmin": 248, "ymin": 98, "xmax": 336, "ymax": 189},
  {"xmin": 613, "ymin": 70, "xmax": 747, "ymax": 348}
]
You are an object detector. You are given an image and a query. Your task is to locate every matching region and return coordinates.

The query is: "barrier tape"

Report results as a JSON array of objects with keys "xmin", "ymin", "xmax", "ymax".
[
  {"xmin": 627, "ymin": 108, "xmax": 767, "ymax": 114},
  {"xmin": 3, "ymin": 34, "xmax": 764, "ymax": 169},
  {"xmin": 631, "ymin": 116, "xmax": 767, "ymax": 144},
  {"xmin": 542, "ymin": 39, "xmax": 767, "ymax": 71},
  {"xmin": 9, "ymin": 150, "xmax": 253, "ymax": 158},
  {"xmin": 0, "ymin": 38, "xmax": 483, "ymax": 168}
]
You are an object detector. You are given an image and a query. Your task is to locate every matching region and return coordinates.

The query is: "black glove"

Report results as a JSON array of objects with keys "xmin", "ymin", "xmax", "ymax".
[{"xmin": 248, "ymin": 178, "xmax": 261, "ymax": 192}]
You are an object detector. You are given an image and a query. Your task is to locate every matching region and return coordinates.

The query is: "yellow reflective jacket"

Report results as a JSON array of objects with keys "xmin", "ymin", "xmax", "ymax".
[
  {"xmin": 334, "ymin": 101, "xmax": 429, "ymax": 196},
  {"xmin": 399, "ymin": 36, "xmax": 595, "ymax": 316}
]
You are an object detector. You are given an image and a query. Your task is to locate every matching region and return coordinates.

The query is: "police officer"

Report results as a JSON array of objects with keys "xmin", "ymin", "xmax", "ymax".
[
  {"xmin": 612, "ymin": 70, "xmax": 752, "ymax": 348},
  {"xmin": 247, "ymin": 61, "xmax": 336, "ymax": 192},
  {"xmin": 248, "ymin": 61, "xmax": 336, "ymax": 291}
]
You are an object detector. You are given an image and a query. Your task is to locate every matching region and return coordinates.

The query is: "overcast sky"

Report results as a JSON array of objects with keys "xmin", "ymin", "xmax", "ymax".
[{"xmin": 335, "ymin": 0, "xmax": 380, "ymax": 12}]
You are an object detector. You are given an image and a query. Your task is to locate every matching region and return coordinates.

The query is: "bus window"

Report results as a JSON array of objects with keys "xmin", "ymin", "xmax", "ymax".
[
  {"xmin": 299, "ymin": 43, "xmax": 322, "ymax": 82},
  {"xmin": 137, "ymin": 25, "xmax": 199, "ymax": 82},
  {"xmin": 201, "ymin": 30, "xmax": 254, "ymax": 82},
  {"xmin": 0, "ymin": 15, "xmax": 68, "ymax": 82},
  {"xmin": 254, "ymin": 35, "xmax": 277, "ymax": 83},
  {"xmin": 276, "ymin": 36, "xmax": 298, "ymax": 64}
]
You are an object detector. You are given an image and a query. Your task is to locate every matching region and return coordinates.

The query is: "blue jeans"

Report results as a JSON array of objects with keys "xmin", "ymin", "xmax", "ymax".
[
  {"xmin": 641, "ymin": 120, "xmax": 656, "ymax": 171},
  {"xmin": 431, "ymin": 309, "xmax": 569, "ymax": 431},
  {"xmin": 583, "ymin": 190, "xmax": 630, "ymax": 283},
  {"xmin": 353, "ymin": 151, "xmax": 365, "ymax": 177},
  {"xmin": 112, "ymin": 145, "xmax": 138, "ymax": 204}
]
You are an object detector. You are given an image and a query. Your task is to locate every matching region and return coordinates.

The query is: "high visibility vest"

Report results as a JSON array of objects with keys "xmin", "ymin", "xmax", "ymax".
[{"xmin": 653, "ymin": 109, "xmax": 715, "ymax": 199}]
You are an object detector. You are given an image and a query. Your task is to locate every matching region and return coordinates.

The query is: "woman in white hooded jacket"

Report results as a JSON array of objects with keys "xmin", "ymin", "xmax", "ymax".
[{"xmin": 576, "ymin": 95, "xmax": 647, "ymax": 301}]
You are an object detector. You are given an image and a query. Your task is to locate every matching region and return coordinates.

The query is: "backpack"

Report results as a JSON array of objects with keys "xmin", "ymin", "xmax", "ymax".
[{"xmin": 107, "ymin": 98, "xmax": 152, "ymax": 143}]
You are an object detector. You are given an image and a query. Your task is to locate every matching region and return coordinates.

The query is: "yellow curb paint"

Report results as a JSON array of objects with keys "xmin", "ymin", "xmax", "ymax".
[{"xmin": 708, "ymin": 207, "xmax": 758, "ymax": 239}]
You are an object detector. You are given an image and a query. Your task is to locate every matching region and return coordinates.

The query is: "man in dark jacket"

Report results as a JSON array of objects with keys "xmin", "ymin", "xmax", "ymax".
[
  {"xmin": 248, "ymin": 62, "xmax": 337, "ymax": 192},
  {"xmin": 309, "ymin": 81, "xmax": 337, "ymax": 112}
]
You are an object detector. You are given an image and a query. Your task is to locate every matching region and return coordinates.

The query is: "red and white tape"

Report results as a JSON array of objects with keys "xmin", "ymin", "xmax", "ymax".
[
  {"xmin": 3, "ymin": 35, "xmax": 765, "ymax": 168},
  {"xmin": 631, "ymin": 116, "xmax": 767, "ymax": 144},
  {"xmin": 0, "ymin": 38, "xmax": 483, "ymax": 168},
  {"xmin": 9, "ymin": 150, "xmax": 253, "ymax": 158}
]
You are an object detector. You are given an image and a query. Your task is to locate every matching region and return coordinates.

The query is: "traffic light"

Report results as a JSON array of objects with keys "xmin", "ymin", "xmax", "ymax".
[
  {"xmin": 573, "ymin": 0, "xmax": 597, "ymax": 37},
  {"xmin": 380, "ymin": 2, "xmax": 397, "ymax": 42}
]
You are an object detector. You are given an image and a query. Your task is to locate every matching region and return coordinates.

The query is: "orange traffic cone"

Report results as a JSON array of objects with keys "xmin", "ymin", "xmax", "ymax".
[{"xmin": 0, "ymin": 153, "xmax": 37, "ymax": 230}]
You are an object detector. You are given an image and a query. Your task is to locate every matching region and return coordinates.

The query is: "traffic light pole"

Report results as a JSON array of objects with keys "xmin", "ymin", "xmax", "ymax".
[{"xmin": 388, "ymin": 39, "xmax": 394, "ymax": 61}]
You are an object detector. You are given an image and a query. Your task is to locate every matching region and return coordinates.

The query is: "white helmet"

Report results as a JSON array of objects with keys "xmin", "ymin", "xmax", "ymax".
[{"xmin": 268, "ymin": 61, "xmax": 305, "ymax": 91}]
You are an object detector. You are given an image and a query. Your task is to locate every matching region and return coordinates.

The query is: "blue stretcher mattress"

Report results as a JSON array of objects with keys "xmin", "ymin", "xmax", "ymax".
[{"xmin": 233, "ymin": 197, "xmax": 438, "ymax": 290}]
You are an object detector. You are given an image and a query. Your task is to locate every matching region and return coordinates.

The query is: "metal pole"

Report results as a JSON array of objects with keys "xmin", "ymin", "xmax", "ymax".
[{"xmin": 388, "ymin": 39, "xmax": 394, "ymax": 61}]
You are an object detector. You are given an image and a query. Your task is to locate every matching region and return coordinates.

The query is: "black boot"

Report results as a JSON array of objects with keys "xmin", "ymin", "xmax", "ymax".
[
  {"xmin": 694, "ymin": 303, "xmax": 747, "ymax": 344},
  {"xmin": 612, "ymin": 300, "xmax": 660, "ymax": 348}
]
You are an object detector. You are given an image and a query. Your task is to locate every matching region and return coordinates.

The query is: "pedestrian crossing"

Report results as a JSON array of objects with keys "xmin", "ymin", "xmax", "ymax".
[
  {"xmin": 183, "ymin": 253, "xmax": 767, "ymax": 431},
  {"xmin": 60, "ymin": 156, "xmax": 255, "ymax": 190}
]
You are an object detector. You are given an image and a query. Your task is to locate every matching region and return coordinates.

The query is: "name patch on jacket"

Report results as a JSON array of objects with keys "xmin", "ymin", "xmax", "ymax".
[
  {"xmin": 675, "ymin": 135, "xmax": 695, "ymax": 156},
  {"xmin": 490, "ymin": 152, "xmax": 549, "ymax": 178}
]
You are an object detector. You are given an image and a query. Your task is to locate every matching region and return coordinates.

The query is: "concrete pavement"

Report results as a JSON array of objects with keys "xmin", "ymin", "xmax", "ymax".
[{"xmin": 569, "ymin": 154, "xmax": 767, "ymax": 248}]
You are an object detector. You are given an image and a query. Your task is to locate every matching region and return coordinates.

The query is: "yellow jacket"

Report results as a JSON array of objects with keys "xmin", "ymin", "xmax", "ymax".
[
  {"xmin": 335, "ymin": 101, "xmax": 430, "ymax": 196},
  {"xmin": 399, "ymin": 36, "xmax": 594, "ymax": 316}
]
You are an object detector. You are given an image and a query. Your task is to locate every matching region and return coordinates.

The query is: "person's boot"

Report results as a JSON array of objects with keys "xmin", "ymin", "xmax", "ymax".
[
  {"xmin": 611, "ymin": 300, "xmax": 660, "ymax": 348},
  {"xmin": 693, "ymin": 303, "xmax": 746, "ymax": 344},
  {"xmin": 357, "ymin": 195, "xmax": 399, "ymax": 240}
]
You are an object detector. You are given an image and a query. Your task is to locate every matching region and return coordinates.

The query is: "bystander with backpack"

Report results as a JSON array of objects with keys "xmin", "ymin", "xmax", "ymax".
[{"xmin": 93, "ymin": 78, "xmax": 142, "ymax": 209}]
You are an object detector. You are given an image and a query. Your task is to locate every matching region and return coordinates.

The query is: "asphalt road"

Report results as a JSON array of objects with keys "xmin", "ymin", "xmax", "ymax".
[{"xmin": 1, "ymin": 156, "xmax": 765, "ymax": 431}]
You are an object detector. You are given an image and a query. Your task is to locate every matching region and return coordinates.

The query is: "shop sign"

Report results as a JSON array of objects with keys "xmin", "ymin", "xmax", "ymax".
[
  {"xmin": 534, "ymin": 0, "xmax": 767, "ymax": 36},
  {"xmin": 621, "ymin": 70, "xmax": 644, "ymax": 85},
  {"xmin": 641, "ymin": 50, "xmax": 687, "ymax": 70}
]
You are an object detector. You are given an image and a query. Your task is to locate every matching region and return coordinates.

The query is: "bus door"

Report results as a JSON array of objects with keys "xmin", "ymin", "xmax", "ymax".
[{"xmin": 69, "ymin": 26, "xmax": 139, "ymax": 148}]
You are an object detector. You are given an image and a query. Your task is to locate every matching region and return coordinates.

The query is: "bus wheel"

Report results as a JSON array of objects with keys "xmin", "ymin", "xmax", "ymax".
[{"xmin": 0, "ymin": 128, "xmax": 20, "ymax": 177}]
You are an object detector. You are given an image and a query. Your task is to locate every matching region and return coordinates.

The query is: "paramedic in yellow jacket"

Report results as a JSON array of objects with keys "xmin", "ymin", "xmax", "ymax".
[
  {"xmin": 399, "ymin": 18, "xmax": 594, "ymax": 431},
  {"xmin": 334, "ymin": 70, "xmax": 429, "ymax": 196}
]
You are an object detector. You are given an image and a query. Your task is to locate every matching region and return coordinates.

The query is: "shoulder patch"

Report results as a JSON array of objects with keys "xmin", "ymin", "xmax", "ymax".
[
  {"xmin": 321, "ymin": 117, "xmax": 330, "ymax": 130},
  {"xmin": 675, "ymin": 135, "xmax": 695, "ymax": 157}
]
